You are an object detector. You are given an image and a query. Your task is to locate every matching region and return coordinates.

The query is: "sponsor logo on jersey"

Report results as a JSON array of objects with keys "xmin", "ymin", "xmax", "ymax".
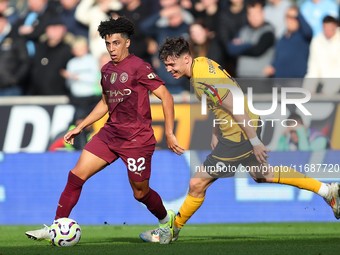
[
  {"xmin": 103, "ymin": 74, "xmax": 108, "ymax": 81},
  {"xmin": 110, "ymin": 72, "xmax": 118, "ymax": 84},
  {"xmin": 106, "ymin": 89, "xmax": 131, "ymax": 97},
  {"xmin": 147, "ymin": 72, "xmax": 157, "ymax": 79},
  {"xmin": 120, "ymin": 72, "xmax": 129, "ymax": 83}
]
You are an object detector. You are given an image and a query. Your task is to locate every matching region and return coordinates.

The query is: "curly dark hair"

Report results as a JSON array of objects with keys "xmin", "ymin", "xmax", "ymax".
[
  {"xmin": 159, "ymin": 36, "xmax": 191, "ymax": 62},
  {"xmin": 97, "ymin": 16, "xmax": 135, "ymax": 40}
]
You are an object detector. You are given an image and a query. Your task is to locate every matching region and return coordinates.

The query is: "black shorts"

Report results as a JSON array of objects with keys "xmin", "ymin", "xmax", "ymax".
[{"xmin": 203, "ymin": 126, "xmax": 262, "ymax": 178}]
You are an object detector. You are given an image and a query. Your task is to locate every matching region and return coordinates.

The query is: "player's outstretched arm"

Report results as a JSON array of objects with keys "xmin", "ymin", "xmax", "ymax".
[
  {"xmin": 221, "ymin": 92, "xmax": 270, "ymax": 163},
  {"xmin": 152, "ymin": 85, "xmax": 185, "ymax": 155},
  {"xmin": 64, "ymin": 94, "xmax": 109, "ymax": 145}
]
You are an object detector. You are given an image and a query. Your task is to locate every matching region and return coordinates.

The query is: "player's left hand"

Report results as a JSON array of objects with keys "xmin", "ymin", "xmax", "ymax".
[
  {"xmin": 166, "ymin": 133, "xmax": 185, "ymax": 155},
  {"xmin": 252, "ymin": 143, "xmax": 270, "ymax": 164}
]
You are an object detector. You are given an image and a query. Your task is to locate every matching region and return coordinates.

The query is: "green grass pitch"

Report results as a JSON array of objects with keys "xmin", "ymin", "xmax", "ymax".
[{"xmin": 0, "ymin": 223, "xmax": 339, "ymax": 255}]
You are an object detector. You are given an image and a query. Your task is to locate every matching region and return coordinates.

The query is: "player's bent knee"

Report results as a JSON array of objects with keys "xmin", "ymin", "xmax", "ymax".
[
  {"xmin": 70, "ymin": 169, "xmax": 84, "ymax": 179},
  {"xmin": 189, "ymin": 178, "xmax": 207, "ymax": 194},
  {"xmin": 133, "ymin": 189, "xmax": 149, "ymax": 200}
]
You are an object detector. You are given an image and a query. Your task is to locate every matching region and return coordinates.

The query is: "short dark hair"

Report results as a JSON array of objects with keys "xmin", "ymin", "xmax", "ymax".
[
  {"xmin": 97, "ymin": 16, "xmax": 135, "ymax": 40},
  {"xmin": 247, "ymin": 0, "xmax": 265, "ymax": 9},
  {"xmin": 288, "ymin": 113, "xmax": 303, "ymax": 125},
  {"xmin": 158, "ymin": 36, "xmax": 191, "ymax": 62},
  {"xmin": 323, "ymin": 15, "xmax": 339, "ymax": 25}
]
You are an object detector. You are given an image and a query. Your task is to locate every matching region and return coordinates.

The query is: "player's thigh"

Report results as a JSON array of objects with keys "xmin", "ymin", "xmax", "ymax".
[
  {"xmin": 71, "ymin": 149, "xmax": 109, "ymax": 181},
  {"xmin": 72, "ymin": 135, "xmax": 118, "ymax": 180},
  {"xmin": 242, "ymin": 158, "xmax": 273, "ymax": 182},
  {"xmin": 117, "ymin": 144, "xmax": 155, "ymax": 183}
]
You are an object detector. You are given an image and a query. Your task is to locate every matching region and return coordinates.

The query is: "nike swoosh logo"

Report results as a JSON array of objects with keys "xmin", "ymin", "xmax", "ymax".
[{"xmin": 169, "ymin": 217, "xmax": 173, "ymax": 229}]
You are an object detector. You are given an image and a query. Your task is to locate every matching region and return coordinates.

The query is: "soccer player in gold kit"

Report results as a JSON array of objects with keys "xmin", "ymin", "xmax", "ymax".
[{"xmin": 139, "ymin": 36, "xmax": 340, "ymax": 243}]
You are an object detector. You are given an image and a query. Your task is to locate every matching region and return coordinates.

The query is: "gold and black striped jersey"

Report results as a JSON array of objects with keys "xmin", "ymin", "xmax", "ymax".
[{"xmin": 190, "ymin": 57, "xmax": 260, "ymax": 143}]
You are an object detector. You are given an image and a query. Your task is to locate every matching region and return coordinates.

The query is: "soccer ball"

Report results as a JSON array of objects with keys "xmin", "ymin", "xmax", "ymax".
[{"xmin": 49, "ymin": 218, "xmax": 81, "ymax": 247}]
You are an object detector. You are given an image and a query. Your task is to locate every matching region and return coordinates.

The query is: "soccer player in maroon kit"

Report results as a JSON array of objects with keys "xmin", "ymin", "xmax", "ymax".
[{"xmin": 25, "ymin": 16, "xmax": 184, "ymax": 245}]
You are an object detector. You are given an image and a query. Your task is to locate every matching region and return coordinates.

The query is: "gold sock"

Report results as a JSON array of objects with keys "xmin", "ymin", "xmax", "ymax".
[
  {"xmin": 273, "ymin": 166, "xmax": 321, "ymax": 193},
  {"xmin": 174, "ymin": 194, "xmax": 205, "ymax": 228}
]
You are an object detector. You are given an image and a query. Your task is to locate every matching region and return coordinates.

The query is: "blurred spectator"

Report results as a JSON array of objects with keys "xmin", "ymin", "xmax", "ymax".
[
  {"xmin": 264, "ymin": 0, "xmax": 291, "ymax": 40},
  {"xmin": 12, "ymin": 0, "xmax": 58, "ymax": 57},
  {"xmin": 61, "ymin": 36, "xmax": 100, "ymax": 122},
  {"xmin": 0, "ymin": 0, "xmax": 18, "ymax": 25},
  {"xmin": 227, "ymin": 1, "xmax": 275, "ymax": 82},
  {"xmin": 28, "ymin": 17, "xmax": 73, "ymax": 95},
  {"xmin": 156, "ymin": 0, "xmax": 194, "ymax": 26},
  {"xmin": 74, "ymin": 0, "xmax": 122, "ymax": 59},
  {"xmin": 180, "ymin": 0, "xmax": 193, "ymax": 9},
  {"xmin": 303, "ymin": 16, "xmax": 340, "ymax": 96},
  {"xmin": 59, "ymin": 0, "xmax": 89, "ymax": 38},
  {"xmin": 300, "ymin": 0, "xmax": 338, "ymax": 37},
  {"xmin": 188, "ymin": 19, "xmax": 212, "ymax": 58},
  {"xmin": 111, "ymin": 0, "xmax": 154, "ymax": 63},
  {"xmin": 277, "ymin": 113, "xmax": 331, "ymax": 151},
  {"xmin": 140, "ymin": 1, "xmax": 192, "ymax": 94},
  {"xmin": 188, "ymin": 0, "xmax": 220, "ymax": 33},
  {"xmin": 0, "ymin": 13, "xmax": 30, "ymax": 96},
  {"xmin": 61, "ymin": 36, "xmax": 100, "ymax": 149},
  {"xmin": 214, "ymin": 0, "xmax": 247, "ymax": 75},
  {"xmin": 263, "ymin": 7, "xmax": 313, "ymax": 78}
]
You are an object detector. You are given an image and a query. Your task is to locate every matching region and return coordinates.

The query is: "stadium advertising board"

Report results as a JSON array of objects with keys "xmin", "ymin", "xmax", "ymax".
[
  {"xmin": 0, "ymin": 101, "xmax": 339, "ymax": 152},
  {"xmin": 0, "ymin": 150, "xmax": 339, "ymax": 224}
]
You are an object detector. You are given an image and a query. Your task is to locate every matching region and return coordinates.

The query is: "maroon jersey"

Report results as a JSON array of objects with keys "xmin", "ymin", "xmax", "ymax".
[{"xmin": 97, "ymin": 54, "xmax": 164, "ymax": 148}]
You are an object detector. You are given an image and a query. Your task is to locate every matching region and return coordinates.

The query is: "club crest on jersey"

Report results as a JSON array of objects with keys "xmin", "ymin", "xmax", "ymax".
[
  {"xmin": 120, "ymin": 72, "xmax": 129, "ymax": 83},
  {"xmin": 147, "ymin": 72, "xmax": 157, "ymax": 79},
  {"xmin": 197, "ymin": 82, "xmax": 222, "ymax": 106},
  {"xmin": 110, "ymin": 73, "xmax": 117, "ymax": 84}
]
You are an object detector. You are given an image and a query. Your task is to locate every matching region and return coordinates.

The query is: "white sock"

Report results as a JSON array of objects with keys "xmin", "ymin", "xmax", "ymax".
[
  {"xmin": 159, "ymin": 213, "xmax": 170, "ymax": 225},
  {"xmin": 317, "ymin": 183, "xmax": 329, "ymax": 198}
]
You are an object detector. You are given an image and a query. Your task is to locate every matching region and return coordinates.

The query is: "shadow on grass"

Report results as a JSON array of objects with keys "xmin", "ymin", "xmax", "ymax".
[
  {"xmin": 81, "ymin": 237, "xmax": 142, "ymax": 244},
  {"xmin": 1, "ymin": 236, "xmax": 340, "ymax": 255}
]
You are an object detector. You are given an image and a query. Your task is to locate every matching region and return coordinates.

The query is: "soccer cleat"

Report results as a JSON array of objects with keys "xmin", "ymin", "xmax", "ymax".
[
  {"xmin": 139, "ymin": 228, "xmax": 160, "ymax": 242},
  {"xmin": 139, "ymin": 225, "xmax": 181, "ymax": 243},
  {"xmin": 25, "ymin": 224, "xmax": 51, "ymax": 241},
  {"xmin": 140, "ymin": 218, "xmax": 181, "ymax": 243},
  {"xmin": 172, "ymin": 225, "xmax": 181, "ymax": 241},
  {"xmin": 324, "ymin": 182, "xmax": 340, "ymax": 219},
  {"xmin": 158, "ymin": 209, "xmax": 175, "ymax": 244}
]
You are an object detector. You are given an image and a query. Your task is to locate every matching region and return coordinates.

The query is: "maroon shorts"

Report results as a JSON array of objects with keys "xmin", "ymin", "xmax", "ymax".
[{"xmin": 84, "ymin": 134, "xmax": 155, "ymax": 182}]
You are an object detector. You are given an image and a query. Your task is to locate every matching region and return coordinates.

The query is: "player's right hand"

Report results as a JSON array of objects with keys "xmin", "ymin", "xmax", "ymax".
[
  {"xmin": 252, "ymin": 143, "xmax": 270, "ymax": 164},
  {"xmin": 64, "ymin": 127, "xmax": 82, "ymax": 145},
  {"xmin": 166, "ymin": 133, "xmax": 185, "ymax": 155}
]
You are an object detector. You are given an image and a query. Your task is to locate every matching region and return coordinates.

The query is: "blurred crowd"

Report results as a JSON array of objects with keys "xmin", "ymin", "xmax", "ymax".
[{"xmin": 1, "ymin": 0, "xmax": 340, "ymax": 99}]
